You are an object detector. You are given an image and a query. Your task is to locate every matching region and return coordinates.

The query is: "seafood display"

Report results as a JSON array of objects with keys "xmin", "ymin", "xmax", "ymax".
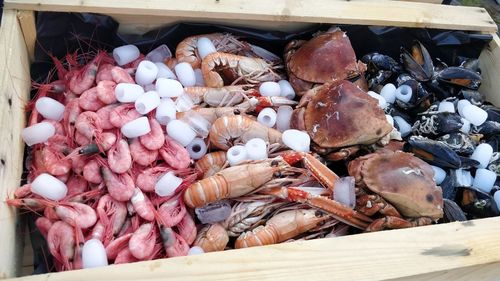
[{"xmin": 8, "ymin": 27, "xmax": 500, "ymax": 274}]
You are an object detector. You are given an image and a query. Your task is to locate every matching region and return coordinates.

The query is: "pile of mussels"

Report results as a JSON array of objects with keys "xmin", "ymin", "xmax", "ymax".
[{"xmin": 362, "ymin": 41, "xmax": 500, "ymax": 220}]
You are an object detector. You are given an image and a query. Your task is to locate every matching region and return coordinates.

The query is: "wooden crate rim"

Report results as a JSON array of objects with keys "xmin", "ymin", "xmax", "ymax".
[
  {"xmin": 1, "ymin": 2, "xmax": 500, "ymax": 280},
  {"xmin": 9, "ymin": 216, "xmax": 500, "ymax": 281},
  {"xmin": 3, "ymin": 0, "xmax": 498, "ymax": 33}
]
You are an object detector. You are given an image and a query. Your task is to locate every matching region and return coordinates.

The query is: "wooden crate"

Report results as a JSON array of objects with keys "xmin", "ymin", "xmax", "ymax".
[{"xmin": 1, "ymin": 1, "xmax": 499, "ymax": 280}]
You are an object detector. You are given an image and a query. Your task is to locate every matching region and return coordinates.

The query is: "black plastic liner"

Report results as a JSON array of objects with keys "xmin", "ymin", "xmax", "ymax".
[
  {"xmin": 32, "ymin": 12, "xmax": 492, "ymax": 83},
  {"xmin": 27, "ymin": 11, "xmax": 492, "ymax": 275}
]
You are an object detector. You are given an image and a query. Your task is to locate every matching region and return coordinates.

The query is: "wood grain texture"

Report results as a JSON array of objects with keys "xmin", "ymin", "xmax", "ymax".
[
  {"xmin": 5, "ymin": 217, "xmax": 500, "ymax": 281},
  {"xmin": 479, "ymin": 34, "xmax": 500, "ymax": 106},
  {"xmin": 3, "ymin": 0, "xmax": 497, "ymax": 32},
  {"xmin": 0, "ymin": 9, "xmax": 32, "ymax": 279},
  {"xmin": 16, "ymin": 10, "xmax": 36, "ymax": 62}
]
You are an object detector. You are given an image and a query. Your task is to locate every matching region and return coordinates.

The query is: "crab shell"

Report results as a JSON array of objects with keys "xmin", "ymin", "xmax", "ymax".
[
  {"xmin": 291, "ymin": 80, "xmax": 392, "ymax": 150},
  {"xmin": 284, "ymin": 29, "xmax": 368, "ymax": 94},
  {"xmin": 349, "ymin": 151, "xmax": 444, "ymax": 219}
]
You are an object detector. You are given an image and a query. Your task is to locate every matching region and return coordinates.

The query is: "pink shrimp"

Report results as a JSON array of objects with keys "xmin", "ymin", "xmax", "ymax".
[
  {"xmin": 159, "ymin": 135, "xmax": 191, "ymax": 169},
  {"xmin": 46, "ymin": 134, "xmax": 71, "ymax": 155},
  {"xmin": 75, "ymin": 111, "xmax": 103, "ymax": 141},
  {"xmin": 130, "ymin": 188, "xmax": 155, "ymax": 221},
  {"xmin": 135, "ymin": 165, "xmax": 171, "ymax": 192},
  {"xmin": 114, "ymin": 248, "xmax": 139, "ymax": 264},
  {"xmin": 35, "ymin": 216, "xmax": 53, "ymax": 239},
  {"xmin": 129, "ymin": 138, "xmax": 158, "ymax": 166},
  {"xmin": 79, "ymin": 87, "xmax": 106, "ymax": 111},
  {"xmin": 83, "ymin": 158, "xmax": 103, "ymax": 184},
  {"xmin": 14, "ymin": 184, "xmax": 32, "ymax": 198},
  {"xmin": 41, "ymin": 145, "xmax": 72, "ymax": 176},
  {"xmin": 111, "ymin": 66, "xmax": 135, "ymax": 84},
  {"xmin": 106, "ymin": 232, "xmax": 133, "ymax": 261},
  {"xmin": 96, "ymin": 194, "xmax": 128, "ymax": 244},
  {"xmin": 75, "ymin": 131, "xmax": 91, "ymax": 146},
  {"xmin": 107, "ymin": 139, "xmax": 132, "ymax": 174},
  {"xmin": 100, "ymin": 131, "xmax": 118, "ymax": 151},
  {"xmin": 96, "ymin": 80, "xmax": 117, "ymax": 104},
  {"xmin": 90, "ymin": 221, "xmax": 106, "ymax": 241},
  {"xmin": 129, "ymin": 223, "xmax": 157, "ymax": 260},
  {"xmin": 68, "ymin": 51, "xmax": 106, "ymax": 95},
  {"xmin": 96, "ymin": 63, "xmax": 114, "ymax": 83},
  {"xmin": 44, "ymin": 206, "xmax": 59, "ymax": 221},
  {"xmin": 52, "ymin": 201, "xmax": 97, "ymax": 229},
  {"xmin": 47, "ymin": 221, "xmax": 75, "ymax": 271},
  {"xmin": 44, "ymin": 119, "xmax": 65, "ymax": 136},
  {"xmin": 139, "ymin": 118, "xmax": 165, "ymax": 150},
  {"xmin": 66, "ymin": 174, "xmax": 88, "ymax": 196},
  {"xmin": 156, "ymin": 196, "xmax": 187, "ymax": 228},
  {"xmin": 160, "ymin": 227, "xmax": 189, "ymax": 258},
  {"xmin": 176, "ymin": 212, "xmax": 197, "ymax": 245},
  {"xmin": 101, "ymin": 166, "xmax": 135, "ymax": 202},
  {"xmin": 96, "ymin": 104, "xmax": 118, "ymax": 130},
  {"xmin": 62, "ymin": 99, "xmax": 82, "ymax": 142},
  {"xmin": 71, "ymin": 154, "xmax": 86, "ymax": 175},
  {"xmin": 109, "ymin": 104, "xmax": 142, "ymax": 128},
  {"xmin": 117, "ymin": 218, "xmax": 133, "ymax": 237}
]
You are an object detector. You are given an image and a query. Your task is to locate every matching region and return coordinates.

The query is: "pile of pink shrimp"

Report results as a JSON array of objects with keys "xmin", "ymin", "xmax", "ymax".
[
  {"xmin": 9, "ymin": 33, "xmax": 301, "ymax": 272},
  {"xmin": 11, "ymin": 47, "xmax": 204, "ymax": 271}
]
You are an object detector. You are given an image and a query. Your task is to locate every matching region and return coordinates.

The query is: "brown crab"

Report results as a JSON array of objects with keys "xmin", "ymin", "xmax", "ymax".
[
  {"xmin": 291, "ymin": 80, "xmax": 393, "ymax": 160},
  {"xmin": 284, "ymin": 28, "xmax": 368, "ymax": 96},
  {"xmin": 348, "ymin": 150, "xmax": 444, "ymax": 231}
]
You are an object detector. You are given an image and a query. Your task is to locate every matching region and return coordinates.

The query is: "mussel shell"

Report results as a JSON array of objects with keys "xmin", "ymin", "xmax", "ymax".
[
  {"xmin": 436, "ymin": 133, "xmax": 477, "ymax": 156},
  {"xmin": 459, "ymin": 58, "xmax": 481, "ymax": 73},
  {"xmin": 362, "ymin": 52, "xmax": 402, "ymax": 73},
  {"xmin": 404, "ymin": 136, "xmax": 461, "ymax": 169},
  {"xmin": 440, "ymin": 173, "xmax": 458, "ymax": 200},
  {"xmin": 426, "ymin": 78, "xmax": 454, "ymax": 100},
  {"xmin": 441, "ymin": 199, "xmax": 467, "ymax": 222},
  {"xmin": 473, "ymin": 121, "xmax": 500, "ymax": 136},
  {"xmin": 485, "ymin": 134, "xmax": 500, "ymax": 152},
  {"xmin": 459, "ymin": 89, "xmax": 484, "ymax": 105},
  {"xmin": 484, "ymin": 105, "xmax": 500, "ymax": 122},
  {"xmin": 487, "ymin": 153, "xmax": 500, "ymax": 175},
  {"xmin": 437, "ymin": 66, "xmax": 482, "ymax": 90},
  {"xmin": 400, "ymin": 41, "xmax": 434, "ymax": 82},
  {"xmin": 367, "ymin": 70, "xmax": 393, "ymax": 89},
  {"xmin": 456, "ymin": 186, "xmax": 500, "ymax": 218},
  {"xmin": 394, "ymin": 78, "xmax": 432, "ymax": 110},
  {"xmin": 458, "ymin": 157, "xmax": 481, "ymax": 169},
  {"xmin": 412, "ymin": 112, "xmax": 463, "ymax": 137}
]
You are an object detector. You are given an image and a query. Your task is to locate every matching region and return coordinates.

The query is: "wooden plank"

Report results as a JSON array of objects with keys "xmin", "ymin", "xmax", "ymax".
[
  {"xmin": 389, "ymin": 262, "xmax": 500, "ymax": 281},
  {"xmin": 3, "ymin": 0, "xmax": 497, "ymax": 32},
  {"xmin": 0, "ymin": 9, "xmax": 32, "ymax": 280},
  {"xmin": 6, "ymin": 217, "xmax": 500, "ymax": 281},
  {"xmin": 479, "ymin": 34, "xmax": 500, "ymax": 107},
  {"xmin": 16, "ymin": 10, "xmax": 36, "ymax": 62}
]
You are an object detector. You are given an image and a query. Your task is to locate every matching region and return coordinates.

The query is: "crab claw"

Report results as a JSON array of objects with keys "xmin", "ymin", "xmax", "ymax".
[
  {"xmin": 254, "ymin": 96, "xmax": 298, "ymax": 112},
  {"xmin": 262, "ymin": 186, "xmax": 372, "ymax": 230},
  {"xmin": 281, "ymin": 151, "xmax": 339, "ymax": 192}
]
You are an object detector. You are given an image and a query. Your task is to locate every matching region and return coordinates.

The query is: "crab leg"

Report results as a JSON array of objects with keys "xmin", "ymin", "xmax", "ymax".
[
  {"xmin": 282, "ymin": 152, "xmax": 339, "ymax": 192},
  {"xmin": 261, "ymin": 186, "xmax": 372, "ymax": 230},
  {"xmin": 367, "ymin": 216, "xmax": 432, "ymax": 232}
]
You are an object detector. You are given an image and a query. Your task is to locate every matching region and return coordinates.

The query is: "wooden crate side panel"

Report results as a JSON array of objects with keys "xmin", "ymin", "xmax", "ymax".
[
  {"xmin": 389, "ymin": 262, "xmax": 500, "ymax": 281},
  {"xmin": 479, "ymin": 34, "xmax": 500, "ymax": 106},
  {"xmin": 16, "ymin": 11, "xmax": 36, "ymax": 62},
  {"xmin": 7, "ymin": 217, "xmax": 500, "ymax": 281},
  {"xmin": 0, "ymin": 9, "xmax": 32, "ymax": 279},
  {"xmin": 3, "ymin": 0, "xmax": 497, "ymax": 32}
]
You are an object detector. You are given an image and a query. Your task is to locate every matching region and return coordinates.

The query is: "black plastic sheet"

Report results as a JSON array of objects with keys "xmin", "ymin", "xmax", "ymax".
[{"xmin": 32, "ymin": 12, "xmax": 492, "ymax": 83}]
